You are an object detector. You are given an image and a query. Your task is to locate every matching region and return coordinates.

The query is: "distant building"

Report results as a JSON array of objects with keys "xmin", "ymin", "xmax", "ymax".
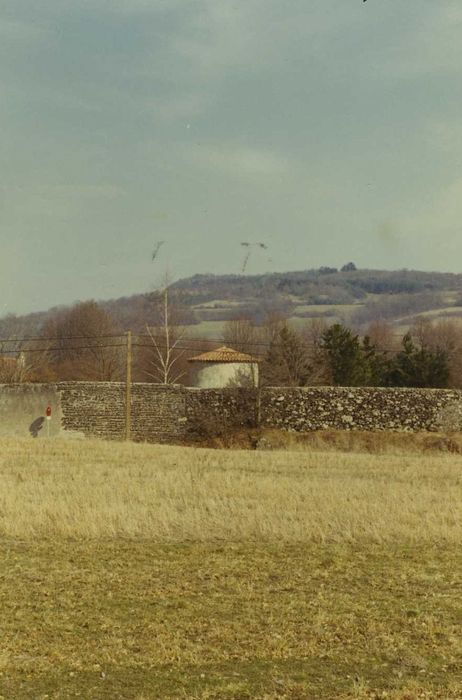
[
  {"xmin": 188, "ymin": 346, "xmax": 259, "ymax": 388},
  {"xmin": 0, "ymin": 356, "xmax": 24, "ymax": 383}
]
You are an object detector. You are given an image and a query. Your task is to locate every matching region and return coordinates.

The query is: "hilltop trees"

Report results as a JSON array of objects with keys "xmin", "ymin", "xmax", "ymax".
[{"xmin": 341, "ymin": 262, "xmax": 357, "ymax": 272}]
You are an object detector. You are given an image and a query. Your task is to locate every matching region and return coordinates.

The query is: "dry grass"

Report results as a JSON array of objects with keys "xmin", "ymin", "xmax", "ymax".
[
  {"xmin": 1, "ymin": 540, "xmax": 461, "ymax": 699},
  {"xmin": 199, "ymin": 427, "xmax": 462, "ymax": 454},
  {"xmin": 0, "ymin": 437, "xmax": 461, "ymax": 543},
  {"xmin": 1, "ymin": 437, "xmax": 461, "ymax": 698}
]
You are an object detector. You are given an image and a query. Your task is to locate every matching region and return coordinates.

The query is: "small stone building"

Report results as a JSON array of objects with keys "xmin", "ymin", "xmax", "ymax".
[
  {"xmin": 0, "ymin": 355, "xmax": 26, "ymax": 382},
  {"xmin": 188, "ymin": 346, "xmax": 259, "ymax": 388}
]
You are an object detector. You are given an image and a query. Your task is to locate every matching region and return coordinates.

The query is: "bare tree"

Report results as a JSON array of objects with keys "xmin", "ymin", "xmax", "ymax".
[
  {"xmin": 410, "ymin": 317, "xmax": 434, "ymax": 350},
  {"xmin": 364, "ymin": 319, "xmax": 397, "ymax": 353},
  {"xmin": 41, "ymin": 301, "xmax": 122, "ymax": 381},
  {"xmin": 262, "ymin": 323, "xmax": 312, "ymax": 387},
  {"xmin": 223, "ymin": 317, "xmax": 260, "ymax": 352},
  {"xmin": 301, "ymin": 318, "xmax": 331, "ymax": 385},
  {"xmin": 221, "ymin": 316, "xmax": 261, "ymax": 387},
  {"xmin": 410, "ymin": 317, "xmax": 462, "ymax": 389},
  {"xmin": 259, "ymin": 310, "xmax": 288, "ymax": 345},
  {"xmin": 0, "ymin": 320, "xmax": 52, "ymax": 383},
  {"xmin": 0, "ymin": 356, "xmax": 24, "ymax": 382},
  {"xmin": 143, "ymin": 284, "xmax": 187, "ymax": 384}
]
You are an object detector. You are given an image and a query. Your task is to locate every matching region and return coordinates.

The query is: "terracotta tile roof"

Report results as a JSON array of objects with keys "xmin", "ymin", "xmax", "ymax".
[
  {"xmin": 0, "ymin": 357, "xmax": 17, "ymax": 366},
  {"xmin": 188, "ymin": 346, "xmax": 258, "ymax": 363}
]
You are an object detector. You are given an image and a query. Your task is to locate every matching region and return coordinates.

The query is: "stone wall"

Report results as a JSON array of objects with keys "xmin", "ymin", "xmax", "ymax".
[
  {"xmin": 59, "ymin": 382, "xmax": 187, "ymax": 443},
  {"xmin": 130, "ymin": 384, "xmax": 187, "ymax": 443},
  {"xmin": 184, "ymin": 386, "xmax": 462, "ymax": 435},
  {"xmin": 2, "ymin": 382, "xmax": 462, "ymax": 442},
  {"xmin": 185, "ymin": 388, "xmax": 257, "ymax": 438},
  {"xmin": 260, "ymin": 387, "xmax": 462, "ymax": 433},
  {"xmin": 59, "ymin": 382, "xmax": 126, "ymax": 440},
  {"xmin": 0, "ymin": 382, "xmax": 188, "ymax": 442}
]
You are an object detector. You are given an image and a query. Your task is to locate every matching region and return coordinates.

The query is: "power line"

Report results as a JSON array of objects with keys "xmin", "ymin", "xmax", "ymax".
[
  {"xmin": 0, "ymin": 343, "xmax": 127, "ymax": 355},
  {"xmin": 0, "ymin": 343, "xmax": 451, "ymax": 359},
  {"xmin": 0, "ymin": 333, "xmax": 125, "ymax": 343},
  {"xmin": 0, "ymin": 329, "xmax": 413, "ymax": 346},
  {"xmin": 0, "ymin": 333, "xmax": 457, "ymax": 356}
]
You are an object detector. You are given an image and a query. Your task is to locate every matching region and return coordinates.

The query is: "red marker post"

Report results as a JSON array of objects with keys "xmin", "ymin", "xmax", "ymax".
[{"xmin": 46, "ymin": 405, "xmax": 52, "ymax": 437}]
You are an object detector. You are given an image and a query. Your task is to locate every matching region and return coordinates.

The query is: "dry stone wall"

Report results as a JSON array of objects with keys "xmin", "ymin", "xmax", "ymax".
[
  {"xmin": 130, "ymin": 384, "xmax": 187, "ymax": 443},
  {"xmin": 184, "ymin": 386, "xmax": 462, "ymax": 435},
  {"xmin": 2, "ymin": 382, "xmax": 462, "ymax": 442},
  {"xmin": 59, "ymin": 382, "xmax": 126, "ymax": 440},
  {"xmin": 260, "ymin": 387, "xmax": 462, "ymax": 433},
  {"xmin": 58, "ymin": 382, "xmax": 187, "ymax": 443},
  {"xmin": 185, "ymin": 388, "xmax": 257, "ymax": 438}
]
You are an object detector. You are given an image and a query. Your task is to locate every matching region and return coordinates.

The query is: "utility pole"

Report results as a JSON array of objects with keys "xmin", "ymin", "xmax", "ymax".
[{"xmin": 125, "ymin": 330, "xmax": 132, "ymax": 441}]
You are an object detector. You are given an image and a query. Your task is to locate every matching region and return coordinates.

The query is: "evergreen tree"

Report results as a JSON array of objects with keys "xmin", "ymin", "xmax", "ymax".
[
  {"xmin": 322, "ymin": 324, "xmax": 366, "ymax": 386},
  {"xmin": 361, "ymin": 335, "xmax": 389, "ymax": 386},
  {"xmin": 386, "ymin": 334, "xmax": 449, "ymax": 388}
]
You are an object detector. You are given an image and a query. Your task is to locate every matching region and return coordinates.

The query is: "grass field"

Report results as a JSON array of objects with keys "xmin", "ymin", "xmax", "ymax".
[{"xmin": 1, "ymin": 437, "xmax": 461, "ymax": 698}]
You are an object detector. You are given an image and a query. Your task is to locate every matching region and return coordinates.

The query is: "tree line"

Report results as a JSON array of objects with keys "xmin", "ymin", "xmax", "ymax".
[
  {"xmin": 1, "ymin": 296, "xmax": 461, "ymax": 389},
  {"xmin": 224, "ymin": 315, "xmax": 459, "ymax": 389}
]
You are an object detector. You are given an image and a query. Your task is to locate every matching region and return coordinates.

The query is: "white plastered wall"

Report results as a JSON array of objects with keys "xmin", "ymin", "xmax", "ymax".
[{"xmin": 189, "ymin": 362, "xmax": 259, "ymax": 388}]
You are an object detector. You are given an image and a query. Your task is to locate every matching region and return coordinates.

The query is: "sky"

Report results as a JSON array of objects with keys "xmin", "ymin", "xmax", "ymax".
[{"xmin": 2, "ymin": 0, "xmax": 462, "ymax": 314}]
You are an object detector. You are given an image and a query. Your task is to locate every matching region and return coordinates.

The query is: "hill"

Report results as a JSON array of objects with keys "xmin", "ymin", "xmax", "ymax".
[
  {"xmin": 3, "ymin": 267, "xmax": 462, "ymax": 340},
  {"xmin": 173, "ymin": 267, "xmax": 462, "ymax": 328}
]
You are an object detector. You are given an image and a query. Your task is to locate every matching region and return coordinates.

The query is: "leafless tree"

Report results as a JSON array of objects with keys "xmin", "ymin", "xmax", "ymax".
[
  {"xmin": 262, "ymin": 322, "xmax": 312, "ymax": 387},
  {"xmin": 143, "ymin": 284, "xmax": 187, "ymax": 384},
  {"xmin": 0, "ymin": 320, "xmax": 52, "ymax": 382},
  {"xmin": 301, "ymin": 318, "xmax": 331, "ymax": 385},
  {"xmin": 259, "ymin": 310, "xmax": 288, "ymax": 345},
  {"xmin": 0, "ymin": 356, "xmax": 24, "ymax": 382},
  {"xmin": 222, "ymin": 317, "xmax": 259, "ymax": 354},
  {"xmin": 410, "ymin": 317, "xmax": 462, "ymax": 389},
  {"xmin": 221, "ymin": 316, "xmax": 261, "ymax": 387},
  {"xmin": 41, "ymin": 301, "xmax": 122, "ymax": 380},
  {"xmin": 364, "ymin": 319, "xmax": 398, "ymax": 353}
]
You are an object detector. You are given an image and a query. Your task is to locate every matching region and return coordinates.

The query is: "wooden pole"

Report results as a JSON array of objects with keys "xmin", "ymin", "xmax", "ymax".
[{"xmin": 126, "ymin": 330, "xmax": 132, "ymax": 441}]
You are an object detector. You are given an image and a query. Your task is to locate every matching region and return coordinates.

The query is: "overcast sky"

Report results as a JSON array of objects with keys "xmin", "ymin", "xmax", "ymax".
[{"xmin": 2, "ymin": 0, "xmax": 462, "ymax": 314}]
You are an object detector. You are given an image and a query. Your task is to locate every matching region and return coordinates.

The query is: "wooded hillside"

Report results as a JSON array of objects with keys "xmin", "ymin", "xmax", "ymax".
[{"xmin": 3, "ymin": 267, "xmax": 462, "ymax": 340}]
